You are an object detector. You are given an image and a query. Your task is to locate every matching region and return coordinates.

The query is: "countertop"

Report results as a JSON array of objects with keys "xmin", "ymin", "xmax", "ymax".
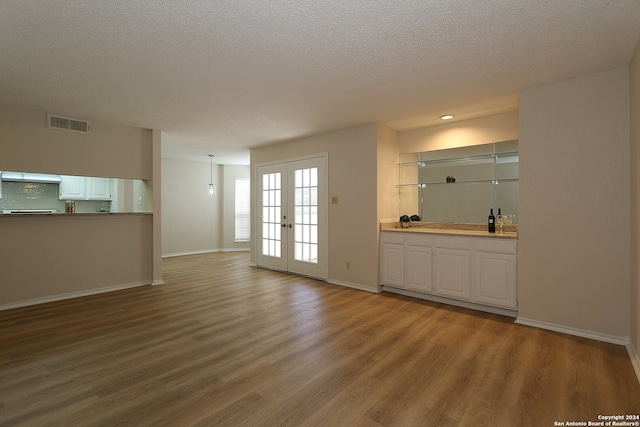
[
  {"xmin": 380, "ymin": 221, "xmax": 518, "ymax": 239},
  {"xmin": 0, "ymin": 211, "xmax": 152, "ymax": 217}
]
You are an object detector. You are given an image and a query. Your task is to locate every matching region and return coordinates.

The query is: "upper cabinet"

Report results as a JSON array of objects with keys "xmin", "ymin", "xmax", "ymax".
[
  {"xmin": 59, "ymin": 175, "xmax": 86, "ymax": 199},
  {"xmin": 86, "ymin": 177, "xmax": 112, "ymax": 200},
  {"xmin": 60, "ymin": 176, "xmax": 113, "ymax": 200},
  {"xmin": 398, "ymin": 140, "xmax": 518, "ymax": 224}
]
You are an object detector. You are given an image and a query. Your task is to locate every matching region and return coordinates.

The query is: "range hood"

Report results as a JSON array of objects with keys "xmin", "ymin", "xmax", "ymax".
[{"xmin": 1, "ymin": 171, "xmax": 62, "ymax": 183}]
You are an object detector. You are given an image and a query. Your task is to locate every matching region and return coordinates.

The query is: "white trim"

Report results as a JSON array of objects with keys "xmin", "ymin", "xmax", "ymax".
[
  {"xmin": 222, "ymin": 248, "xmax": 251, "ymax": 252},
  {"xmin": 151, "ymin": 280, "xmax": 165, "ymax": 286},
  {"xmin": 254, "ymin": 154, "xmax": 329, "ymax": 280},
  {"xmin": 627, "ymin": 342, "xmax": 640, "ymax": 385},
  {"xmin": 0, "ymin": 281, "xmax": 151, "ymax": 311},
  {"xmin": 328, "ymin": 279, "xmax": 381, "ymax": 293},
  {"xmin": 254, "ymin": 152, "xmax": 329, "ymax": 168},
  {"xmin": 383, "ymin": 286, "xmax": 518, "ymax": 318},
  {"xmin": 162, "ymin": 249, "xmax": 221, "ymax": 258},
  {"xmin": 515, "ymin": 316, "xmax": 629, "ymax": 346}
]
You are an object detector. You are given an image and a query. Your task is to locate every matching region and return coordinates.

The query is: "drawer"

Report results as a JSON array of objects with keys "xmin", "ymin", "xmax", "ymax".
[
  {"xmin": 381, "ymin": 231, "xmax": 404, "ymax": 245},
  {"xmin": 406, "ymin": 233, "xmax": 433, "ymax": 247},
  {"xmin": 475, "ymin": 238, "xmax": 517, "ymax": 254},
  {"xmin": 435, "ymin": 235, "xmax": 471, "ymax": 250}
]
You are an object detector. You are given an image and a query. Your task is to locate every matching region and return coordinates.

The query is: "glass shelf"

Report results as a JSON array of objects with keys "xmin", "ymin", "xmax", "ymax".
[
  {"xmin": 398, "ymin": 140, "xmax": 519, "ymax": 223},
  {"xmin": 397, "ymin": 178, "xmax": 518, "ymax": 188},
  {"xmin": 397, "ymin": 151, "xmax": 518, "ymax": 168}
]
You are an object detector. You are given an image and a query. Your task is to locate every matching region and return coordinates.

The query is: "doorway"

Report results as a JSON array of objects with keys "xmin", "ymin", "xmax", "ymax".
[{"xmin": 256, "ymin": 155, "xmax": 327, "ymax": 279}]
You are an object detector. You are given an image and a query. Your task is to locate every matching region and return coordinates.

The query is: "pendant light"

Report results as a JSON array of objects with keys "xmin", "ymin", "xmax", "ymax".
[{"xmin": 208, "ymin": 154, "xmax": 216, "ymax": 196}]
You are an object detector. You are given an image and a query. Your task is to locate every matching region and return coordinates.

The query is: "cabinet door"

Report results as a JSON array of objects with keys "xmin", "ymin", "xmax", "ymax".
[
  {"xmin": 474, "ymin": 251, "xmax": 517, "ymax": 309},
  {"xmin": 59, "ymin": 175, "xmax": 86, "ymax": 200},
  {"xmin": 87, "ymin": 177, "xmax": 112, "ymax": 200},
  {"xmin": 405, "ymin": 244, "xmax": 432, "ymax": 292},
  {"xmin": 381, "ymin": 242, "xmax": 404, "ymax": 287},
  {"xmin": 434, "ymin": 248, "xmax": 471, "ymax": 300}
]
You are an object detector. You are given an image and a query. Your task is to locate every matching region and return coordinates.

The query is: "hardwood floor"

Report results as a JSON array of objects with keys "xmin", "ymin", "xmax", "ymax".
[{"xmin": 1, "ymin": 252, "xmax": 639, "ymax": 426}]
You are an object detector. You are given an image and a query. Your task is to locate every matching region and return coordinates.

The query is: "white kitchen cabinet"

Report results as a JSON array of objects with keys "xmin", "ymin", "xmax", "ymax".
[
  {"xmin": 380, "ymin": 232, "xmax": 405, "ymax": 287},
  {"xmin": 405, "ymin": 234, "xmax": 433, "ymax": 293},
  {"xmin": 59, "ymin": 175, "xmax": 86, "ymax": 200},
  {"xmin": 380, "ymin": 230, "xmax": 517, "ymax": 315},
  {"xmin": 60, "ymin": 176, "xmax": 112, "ymax": 200},
  {"xmin": 434, "ymin": 236, "xmax": 471, "ymax": 300},
  {"xmin": 87, "ymin": 177, "xmax": 112, "ymax": 200},
  {"xmin": 473, "ymin": 239, "xmax": 517, "ymax": 309}
]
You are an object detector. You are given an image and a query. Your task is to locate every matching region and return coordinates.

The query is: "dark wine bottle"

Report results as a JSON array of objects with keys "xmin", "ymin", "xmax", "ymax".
[{"xmin": 488, "ymin": 208, "xmax": 496, "ymax": 233}]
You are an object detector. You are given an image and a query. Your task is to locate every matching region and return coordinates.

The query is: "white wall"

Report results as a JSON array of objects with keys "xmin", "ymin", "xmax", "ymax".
[
  {"xmin": 251, "ymin": 124, "xmax": 381, "ymax": 291},
  {"xmin": 161, "ymin": 157, "xmax": 222, "ymax": 256},
  {"xmin": 518, "ymin": 67, "xmax": 631, "ymax": 342}
]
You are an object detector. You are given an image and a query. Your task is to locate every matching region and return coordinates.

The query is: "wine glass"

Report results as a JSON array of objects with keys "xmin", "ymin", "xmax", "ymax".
[{"xmin": 496, "ymin": 212, "xmax": 505, "ymax": 233}]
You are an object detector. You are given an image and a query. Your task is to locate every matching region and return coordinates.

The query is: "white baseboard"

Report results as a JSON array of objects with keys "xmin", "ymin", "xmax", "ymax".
[
  {"xmin": 382, "ymin": 286, "xmax": 518, "ymax": 318},
  {"xmin": 162, "ymin": 249, "xmax": 220, "ymax": 258},
  {"xmin": 327, "ymin": 279, "xmax": 381, "ymax": 293},
  {"xmin": 162, "ymin": 248, "xmax": 250, "ymax": 258},
  {"xmin": 627, "ymin": 341, "xmax": 640, "ymax": 385},
  {"xmin": 0, "ymin": 281, "xmax": 151, "ymax": 311},
  {"xmin": 515, "ymin": 316, "xmax": 629, "ymax": 346}
]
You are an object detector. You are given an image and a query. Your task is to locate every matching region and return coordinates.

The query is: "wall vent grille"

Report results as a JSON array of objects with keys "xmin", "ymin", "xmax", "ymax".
[{"xmin": 47, "ymin": 114, "xmax": 90, "ymax": 133}]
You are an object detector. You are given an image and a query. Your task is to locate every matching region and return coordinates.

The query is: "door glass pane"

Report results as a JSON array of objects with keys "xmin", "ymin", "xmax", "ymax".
[
  {"xmin": 261, "ymin": 172, "xmax": 282, "ymax": 258},
  {"xmin": 293, "ymin": 167, "xmax": 318, "ymax": 264}
]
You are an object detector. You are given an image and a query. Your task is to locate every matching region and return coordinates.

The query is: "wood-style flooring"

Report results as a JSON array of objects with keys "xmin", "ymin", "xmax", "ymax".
[{"xmin": 1, "ymin": 252, "xmax": 639, "ymax": 426}]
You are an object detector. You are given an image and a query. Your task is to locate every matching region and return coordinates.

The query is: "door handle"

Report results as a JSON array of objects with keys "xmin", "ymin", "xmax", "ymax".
[{"xmin": 281, "ymin": 223, "xmax": 287, "ymax": 228}]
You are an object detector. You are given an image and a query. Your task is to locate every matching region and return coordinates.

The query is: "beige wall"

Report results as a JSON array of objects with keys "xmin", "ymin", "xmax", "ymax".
[
  {"xmin": 0, "ymin": 214, "xmax": 153, "ymax": 308},
  {"xmin": 0, "ymin": 104, "xmax": 159, "ymax": 308},
  {"xmin": 630, "ymin": 38, "xmax": 640, "ymax": 369},
  {"xmin": 251, "ymin": 124, "xmax": 381, "ymax": 291},
  {"xmin": 377, "ymin": 124, "xmax": 400, "ymax": 223},
  {"xmin": 518, "ymin": 67, "xmax": 631, "ymax": 342},
  {"xmin": 0, "ymin": 104, "xmax": 152, "ymax": 179},
  {"xmin": 161, "ymin": 157, "xmax": 222, "ymax": 256},
  {"xmin": 161, "ymin": 159, "xmax": 250, "ymax": 256},
  {"xmin": 399, "ymin": 110, "xmax": 519, "ymax": 153}
]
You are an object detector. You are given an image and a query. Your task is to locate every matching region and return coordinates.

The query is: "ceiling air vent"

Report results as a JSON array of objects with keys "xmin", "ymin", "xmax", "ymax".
[{"xmin": 47, "ymin": 113, "xmax": 90, "ymax": 133}]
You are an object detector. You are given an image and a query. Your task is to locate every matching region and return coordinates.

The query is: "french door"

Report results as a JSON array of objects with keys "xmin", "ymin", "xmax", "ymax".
[{"xmin": 256, "ymin": 156, "xmax": 327, "ymax": 279}]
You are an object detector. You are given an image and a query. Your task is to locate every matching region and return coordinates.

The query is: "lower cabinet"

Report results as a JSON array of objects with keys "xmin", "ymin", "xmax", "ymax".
[
  {"xmin": 434, "ymin": 237, "xmax": 471, "ymax": 300},
  {"xmin": 380, "ymin": 233, "xmax": 404, "ymax": 287},
  {"xmin": 473, "ymin": 239, "xmax": 517, "ymax": 309},
  {"xmin": 405, "ymin": 235, "xmax": 433, "ymax": 293},
  {"xmin": 380, "ymin": 231, "xmax": 517, "ymax": 313}
]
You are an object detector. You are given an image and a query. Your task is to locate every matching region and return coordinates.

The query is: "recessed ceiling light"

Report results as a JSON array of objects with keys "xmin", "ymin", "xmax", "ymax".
[{"xmin": 440, "ymin": 114, "xmax": 454, "ymax": 120}]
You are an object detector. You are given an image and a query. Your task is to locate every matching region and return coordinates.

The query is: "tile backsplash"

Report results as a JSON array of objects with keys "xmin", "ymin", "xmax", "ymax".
[{"xmin": 0, "ymin": 182, "xmax": 111, "ymax": 213}]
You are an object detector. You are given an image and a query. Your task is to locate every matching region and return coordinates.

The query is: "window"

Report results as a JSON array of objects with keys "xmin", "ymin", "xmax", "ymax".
[{"xmin": 235, "ymin": 177, "xmax": 250, "ymax": 242}]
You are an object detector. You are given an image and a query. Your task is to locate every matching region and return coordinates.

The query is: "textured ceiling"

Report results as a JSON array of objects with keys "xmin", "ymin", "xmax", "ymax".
[{"xmin": 1, "ymin": 1, "xmax": 639, "ymax": 165}]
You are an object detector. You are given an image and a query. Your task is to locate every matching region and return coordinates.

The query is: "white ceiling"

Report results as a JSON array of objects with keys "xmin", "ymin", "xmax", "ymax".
[{"xmin": 1, "ymin": 1, "xmax": 639, "ymax": 165}]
